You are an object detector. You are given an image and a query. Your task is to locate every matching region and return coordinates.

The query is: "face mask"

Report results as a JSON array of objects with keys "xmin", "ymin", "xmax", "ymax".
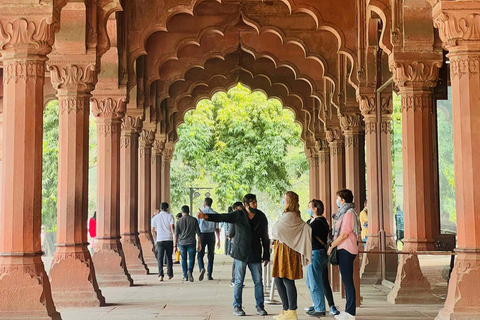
[
  {"xmin": 336, "ymin": 199, "xmax": 342, "ymax": 208},
  {"xmin": 281, "ymin": 198, "xmax": 285, "ymax": 206},
  {"xmin": 307, "ymin": 208, "xmax": 313, "ymax": 217}
]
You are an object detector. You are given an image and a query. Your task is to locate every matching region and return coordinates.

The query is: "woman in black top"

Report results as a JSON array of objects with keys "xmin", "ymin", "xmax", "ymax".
[{"xmin": 305, "ymin": 199, "xmax": 340, "ymax": 317}]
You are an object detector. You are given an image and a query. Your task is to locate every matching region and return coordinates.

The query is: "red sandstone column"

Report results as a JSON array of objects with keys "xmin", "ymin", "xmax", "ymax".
[
  {"xmin": 387, "ymin": 57, "xmax": 442, "ymax": 304},
  {"xmin": 0, "ymin": 17, "xmax": 61, "ymax": 319},
  {"xmin": 341, "ymin": 113, "xmax": 365, "ymax": 307},
  {"xmin": 161, "ymin": 142, "xmax": 174, "ymax": 204},
  {"xmin": 327, "ymin": 129, "xmax": 345, "ymax": 293},
  {"xmin": 432, "ymin": 3, "xmax": 480, "ymax": 318},
  {"xmin": 138, "ymin": 129, "xmax": 157, "ymax": 268},
  {"xmin": 358, "ymin": 91, "xmax": 397, "ymax": 284},
  {"xmin": 306, "ymin": 142, "xmax": 320, "ymax": 200},
  {"xmin": 47, "ymin": 63, "xmax": 105, "ymax": 307},
  {"xmin": 151, "ymin": 138, "xmax": 164, "ymax": 214},
  {"xmin": 120, "ymin": 115, "xmax": 149, "ymax": 275},
  {"xmin": 90, "ymin": 95, "xmax": 133, "ymax": 287},
  {"xmin": 317, "ymin": 139, "xmax": 331, "ymax": 221}
]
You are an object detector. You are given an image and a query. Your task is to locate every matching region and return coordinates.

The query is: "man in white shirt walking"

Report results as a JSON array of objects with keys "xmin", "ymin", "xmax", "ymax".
[{"xmin": 151, "ymin": 202, "xmax": 175, "ymax": 281}]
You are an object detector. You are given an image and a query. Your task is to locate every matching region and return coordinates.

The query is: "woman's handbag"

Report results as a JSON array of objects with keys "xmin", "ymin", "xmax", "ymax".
[
  {"xmin": 329, "ymin": 247, "xmax": 339, "ymax": 265},
  {"xmin": 328, "ymin": 217, "xmax": 343, "ymax": 266}
]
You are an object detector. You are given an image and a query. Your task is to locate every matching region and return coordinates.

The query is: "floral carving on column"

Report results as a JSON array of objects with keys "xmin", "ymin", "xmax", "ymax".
[
  {"xmin": 431, "ymin": 3, "xmax": 480, "ymax": 318},
  {"xmin": 0, "ymin": 11, "xmax": 61, "ymax": 319},
  {"xmin": 0, "ymin": 17, "xmax": 58, "ymax": 56}
]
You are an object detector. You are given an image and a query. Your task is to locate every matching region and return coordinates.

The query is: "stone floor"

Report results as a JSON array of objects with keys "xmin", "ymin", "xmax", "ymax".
[{"xmin": 42, "ymin": 255, "xmax": 445, "ymax": 320}]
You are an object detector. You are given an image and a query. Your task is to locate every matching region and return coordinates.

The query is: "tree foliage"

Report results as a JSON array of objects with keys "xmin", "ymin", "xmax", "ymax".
[
  {"xmin": 42, "ymin": 100, "xmax": 59, "ymax": 231},
  {"xmin": 391, "ymin": 92, "xmax": 456, "ymax": 232},
  {"xmin": 42, "ymin": 100, "xmax": 98, "ymax": 230},
  {"xmin": 171, "ymin": 84, "xmax": 308, "ymax": 213}
]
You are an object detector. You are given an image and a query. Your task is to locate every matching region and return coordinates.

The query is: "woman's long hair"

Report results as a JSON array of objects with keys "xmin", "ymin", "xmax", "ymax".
[{"xmin": 284, "ymin": 191, "xmax": 301, "ymax": 217}]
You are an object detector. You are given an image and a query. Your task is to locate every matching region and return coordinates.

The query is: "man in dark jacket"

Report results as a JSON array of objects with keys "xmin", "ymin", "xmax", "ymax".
[{"xmin": 198, "ymin": 194, "xmax": 270, "ymax": 317}]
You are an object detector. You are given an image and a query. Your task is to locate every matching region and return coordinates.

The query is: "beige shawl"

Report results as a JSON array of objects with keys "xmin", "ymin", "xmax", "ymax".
[{"xmin": 272, "ymin": 211, "xmax": 312, "ymax": 266}]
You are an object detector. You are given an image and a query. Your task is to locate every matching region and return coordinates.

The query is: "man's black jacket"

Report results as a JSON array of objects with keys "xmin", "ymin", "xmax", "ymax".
[{"xmin": 204, "ymin": 208, "xmax": 270, "ymax": 263}]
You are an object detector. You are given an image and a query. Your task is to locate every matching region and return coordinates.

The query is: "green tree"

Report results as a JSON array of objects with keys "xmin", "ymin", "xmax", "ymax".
[
  {"xmin": 171, "ymin": 84, "xmax": 309, "ymax": 215},
  {"xmin": 42, "ymin": 100, "xmax": 59, "ymax": 231}
]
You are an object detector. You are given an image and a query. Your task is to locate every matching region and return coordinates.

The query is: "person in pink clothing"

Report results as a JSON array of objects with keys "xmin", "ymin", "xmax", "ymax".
[
  {"xmin": 327, "ymin": 189, "xmax": 360, "ymax": 320},
  {"xmin": 88, "ymin": 212, "xmax": 97, "ymax": 252}
]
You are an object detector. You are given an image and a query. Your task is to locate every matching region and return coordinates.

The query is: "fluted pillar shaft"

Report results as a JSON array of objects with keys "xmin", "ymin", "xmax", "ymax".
[
  {"xmin": 120, "ymin": 115, "xmax": 149, "ymax": 274},
  {"xmin": 432, "ymin": 3, "xmax": 480, "ymax": 318},
  {"xmin": 47, "ymin": 62, "xmax": 105, "ymax": 307},
  {"xmin": 327, "ymin": 131, "xmax": 345, "ymax": 293},
  {"xmin": 387, "ymin": 57, "xmax": 442, "ymax": 304},
  {"xmin": 317, "ymin": 141, "xmax": 331, "ymax": 220},
  {"xmin": 161, "ymin": 143, "xmax": 174, "ymax": 204},
  {"xmin": 0, "ymin": 16, "xmax": 60, "ymax": 319},
  {"xmin": 138, "ymin": 129, "xmax": 157, "ymax": 267},
  {"xmin": 151, "ymin": 139, "xmax": 163, "ymax": 214},
  {"xmin": 306, "ymin": 143, "xmax": 320, "ymax": 200},
  {"xmin": 358, "ymin": 91, "xmax": 396, "ymax": 284},
  {"xmin": 90, "ymin": 95, "xmax": 133, "ymax": 287}
]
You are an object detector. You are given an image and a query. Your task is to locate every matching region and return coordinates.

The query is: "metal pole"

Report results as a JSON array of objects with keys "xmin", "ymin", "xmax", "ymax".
[{"xmin": 189, "ymin": 188, "xmax": 193, "ymax": 213}]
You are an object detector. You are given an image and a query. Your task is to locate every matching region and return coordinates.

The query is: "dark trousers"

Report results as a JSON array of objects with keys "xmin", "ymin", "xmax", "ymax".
[
  {"xmin": 338, "ymin": 249, "xmax": 356, "ymax": 316},
  {"xmin": 275, "ymin": 277, "xmax": 297, "ymax": 311},
  {"xmin": 198, "ymin": 232, "xmax": 215, "ymax": 276},
  {"xmin": 322, "ymin": 262, "xmax": 335, "ymax": 307},
  {"xmin": 156, "ymin": 241, "xmax": 173, "ymax": 277}
]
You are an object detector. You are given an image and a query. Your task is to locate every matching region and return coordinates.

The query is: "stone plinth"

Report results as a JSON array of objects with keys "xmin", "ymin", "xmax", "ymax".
[
  {"xmin": 49, "ymin": 246, "xmax": 105, "ymax": 308},
  {"xmin": 92, "ymin": 239, "xmax": 133, "ymax": 287},
  {"xmin": 0, "ymin": 256, "xmax": 61, "ymax": 320},
  {"xmin": 387, "ymin": 252, "xmax": 439, "ymax": 304}
]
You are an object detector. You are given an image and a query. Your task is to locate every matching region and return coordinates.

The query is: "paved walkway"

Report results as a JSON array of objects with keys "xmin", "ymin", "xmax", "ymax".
[{"xmin": 43, "ymin": 255, "xmax": 444, "ymax": 320}]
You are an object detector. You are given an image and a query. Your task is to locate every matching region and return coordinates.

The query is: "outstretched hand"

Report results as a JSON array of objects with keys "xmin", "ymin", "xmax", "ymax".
[{"xmin": 198, "ymin": 209, "xmax": 205, "ymax": 220}]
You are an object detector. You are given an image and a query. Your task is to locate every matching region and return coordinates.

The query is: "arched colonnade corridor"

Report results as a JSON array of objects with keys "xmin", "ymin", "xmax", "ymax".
[{"xmin": 0, "ymin": 0, "xmax": 479, "ymax": 319}]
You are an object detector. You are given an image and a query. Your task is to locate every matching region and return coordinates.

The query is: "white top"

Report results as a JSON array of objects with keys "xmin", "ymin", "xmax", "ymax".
[{"xmin": 151, "ymin": 211, "xmax": 175, "ymax": 242}]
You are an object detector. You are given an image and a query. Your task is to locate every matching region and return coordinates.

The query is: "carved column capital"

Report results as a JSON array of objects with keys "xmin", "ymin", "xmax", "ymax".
[
  {"xmin": 48, "ymin": 63, "xmax": 97, "ymax": 93},
  {"xmin": 391, "ymin": 59, "xmax": 443, "ymax": 89},
  {"xmin": 121, "ymin": 115, "xmax": 143, "ymax": 133},
  {"xmin": 162, "ymin": 143, "xmax": 175, "ymax": 162},
  {"xmin": 432, "ymin": 2, "xmax": 480, "ymax": 50},
  {"xmin": 139, "ymin": 129, "xmax": 155, "ymax": 147},
  {"xmin": 340, "ymin": 113, "xmax": 364, "ymax": 132},
  {"xmin": 325, "ymin": 128, "xmax": 343, "ymax": 143},
  {"xmin": 91, "ymin": 96, "xmax": 126, "ymax": 119},
  {"xmin": 0, "ymin": 16, "xmax": 58, "ymax": 57}
]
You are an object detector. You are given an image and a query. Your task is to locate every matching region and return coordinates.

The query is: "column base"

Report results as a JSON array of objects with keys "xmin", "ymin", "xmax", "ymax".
[
  {"xmin": 360, "ymin": 235, "xmax": 398, "ymax": 284},
  {"xmin": 49, "ymin": 245, "xmax": 105, "ymax": 308},
  {"xmin": 0, "ymin": 255, "xmax": 61, "ymax": 320},
  {"xmin": 387, "ymin": 253, "xmax": 439, "ymax": 304},
  {"xmin": 330, "ymin": 265, "xmax": 341, "ymax": 292},
  {"xmin": 435, "ymin": 251, "xmax": 480, "ymax": 320},
  {"xmin": 402, "ymin": 239, "xmax": 437, "ymax": 251},
  {"xmin": 138, "ymin": 232, "xmax": 157, "ymax": 269},
  {"xmin": 120, "ymin": 234, "xmax": 149, "ymax": 275},
  {"xmin": 92, "ymin": 238, "xmax": 133, "ymax": 287}
]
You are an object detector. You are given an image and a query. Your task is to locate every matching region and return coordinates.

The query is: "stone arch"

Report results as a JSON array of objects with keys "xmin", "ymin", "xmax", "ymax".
[{"xmin": 129, "ymin": 0, "xmax": 358, "ymax": 90}]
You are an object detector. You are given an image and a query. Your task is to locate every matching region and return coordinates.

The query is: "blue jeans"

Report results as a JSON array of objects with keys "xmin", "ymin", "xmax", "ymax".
[
  {"xmin": 306, "ymin": 249, "xmax": 328, "ymax": 312},
  {"xmin": 179, "ymin": 244, "xmax": 196, "ymax": 278},
  {"xmin": 233, "ymin": 259, "xmax": 264, "ymax": 308}
]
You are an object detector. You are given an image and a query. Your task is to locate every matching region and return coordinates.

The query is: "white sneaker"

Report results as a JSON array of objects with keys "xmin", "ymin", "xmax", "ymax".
[{"xmin": 335, "ymin": 311, "xmax": 355, "ymax": 320}]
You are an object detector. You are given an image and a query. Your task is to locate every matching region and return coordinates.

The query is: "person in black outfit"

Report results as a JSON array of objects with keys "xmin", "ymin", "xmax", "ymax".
[
  {"xmin": 197, "ymin": 194, "xmax": 269, "ymax": 317},
  {"xmin": 305, "ymin": 199, "xmax": 340, "ymax": 316}
]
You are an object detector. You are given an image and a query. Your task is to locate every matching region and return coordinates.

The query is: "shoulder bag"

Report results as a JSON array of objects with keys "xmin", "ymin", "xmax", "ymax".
[{"xmin": 328, "ymin": 218, "xmax": 343, "ymax": 266}]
